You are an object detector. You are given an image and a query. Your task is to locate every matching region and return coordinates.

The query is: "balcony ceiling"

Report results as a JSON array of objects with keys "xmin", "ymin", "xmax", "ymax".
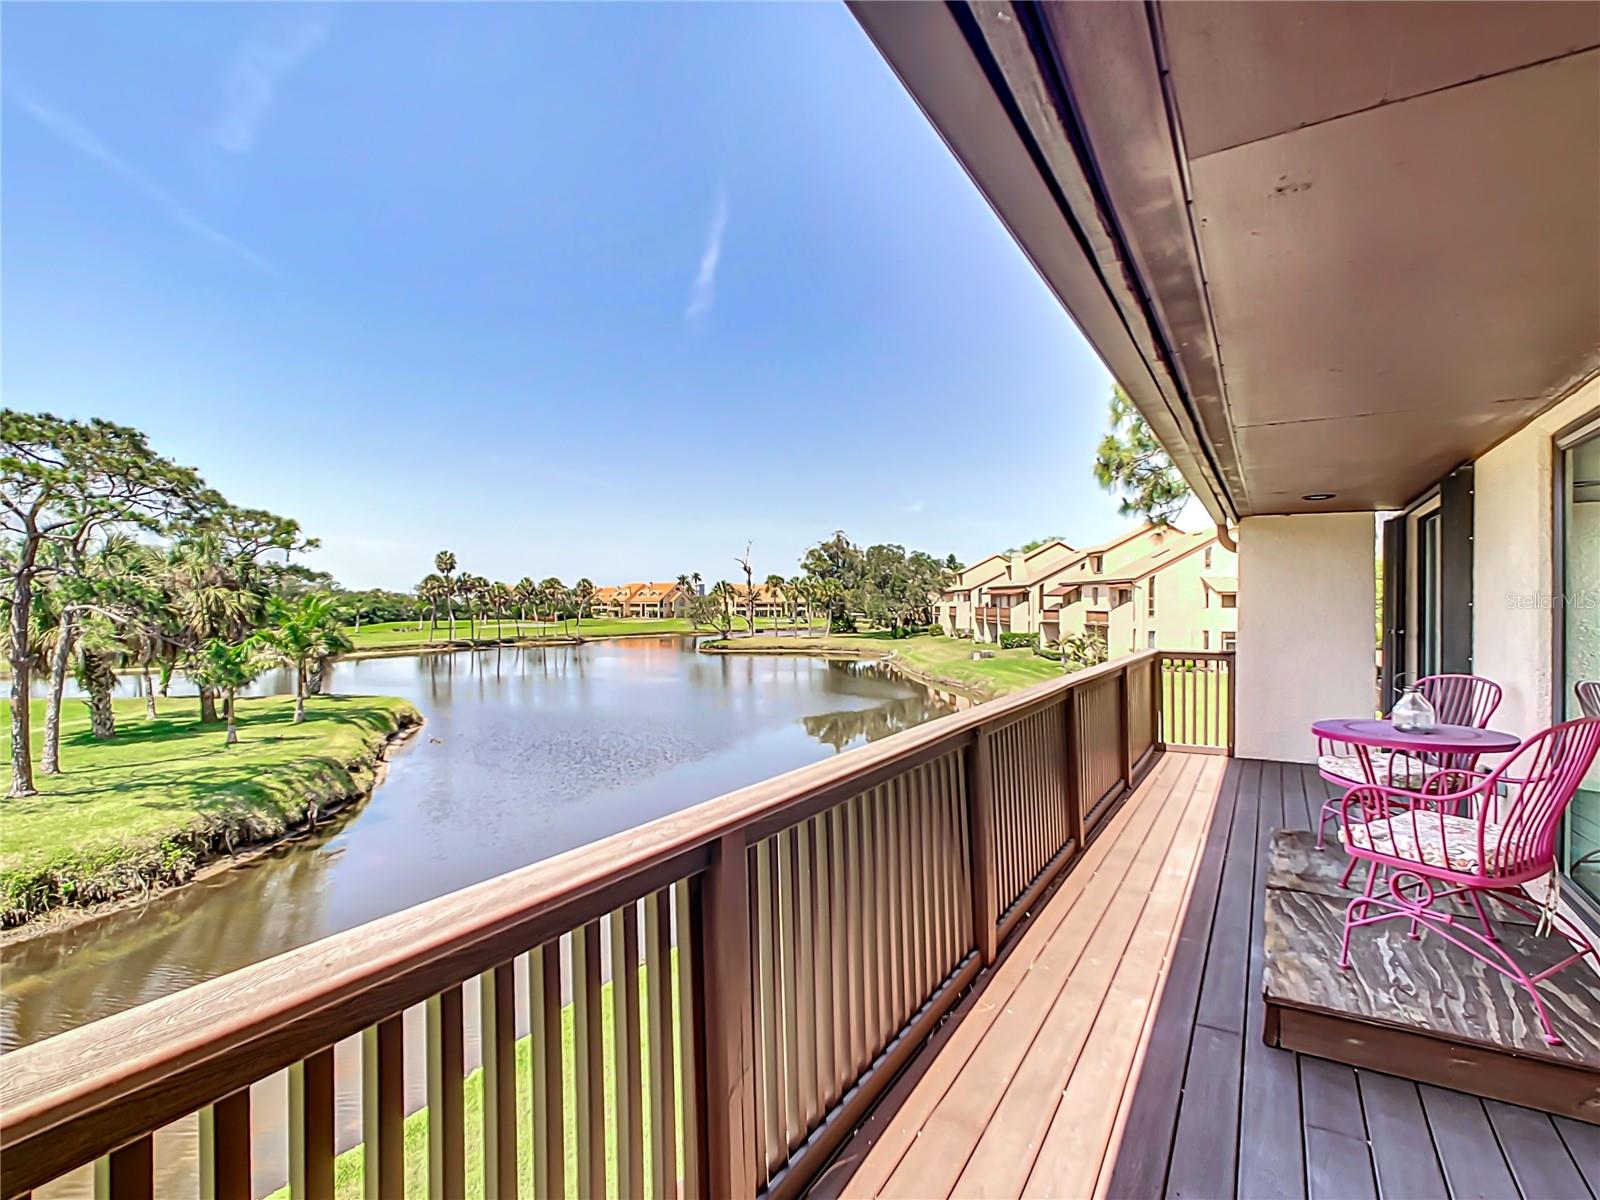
[{"xmin": 851, "ymin": 1, "xmax": 1600, "ymax": 518}]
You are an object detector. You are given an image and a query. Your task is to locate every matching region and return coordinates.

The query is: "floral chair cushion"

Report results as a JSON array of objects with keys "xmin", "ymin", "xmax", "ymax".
[
  {"xmin": 1341, "ymin": 812, "xmax": 1505, "ymax": 873},
  {"xmin": 1317, "ymin": 750, "xmax": 1429, "ymax": 789}
]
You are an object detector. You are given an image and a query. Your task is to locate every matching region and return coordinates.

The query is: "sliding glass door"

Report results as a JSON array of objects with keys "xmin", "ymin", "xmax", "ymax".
[{"xmin": 1560, "ymin": 421, "xmax": 1600, "ymax": 910}]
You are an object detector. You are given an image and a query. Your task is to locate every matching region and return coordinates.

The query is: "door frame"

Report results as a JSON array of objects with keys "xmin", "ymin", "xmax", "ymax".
[{"xmin": 1553, "ymin": 407, "xmax": 1600, "ymax": 930}]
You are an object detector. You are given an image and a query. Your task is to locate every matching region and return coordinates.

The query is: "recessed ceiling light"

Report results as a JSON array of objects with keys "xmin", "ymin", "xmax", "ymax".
[{"xmin": 1302, "ymin": 492, "xmax": 1336, "ymax": 502}]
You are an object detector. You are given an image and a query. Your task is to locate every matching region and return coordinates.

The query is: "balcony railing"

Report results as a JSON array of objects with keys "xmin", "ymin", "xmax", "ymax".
[
  {"xmin": 0, "ymin": 649, "xmax": 1232, "ymax": 1200},
  {"xmin": 1157, "ymin": 650, "xmax": 1236, "ymax": 755}
]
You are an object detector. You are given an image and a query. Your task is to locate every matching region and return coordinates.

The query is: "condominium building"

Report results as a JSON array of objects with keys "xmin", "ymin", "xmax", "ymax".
[
  {"xmin": 947, "ymin": 525, "xmax": 1238, "ymax": 658},
  {"xmin": 588, "ymin": 582, "xmax": 691, "ymax": 619},
  {"xmin": 1047, "ymin": 530, "xmax": 1238, "ymax": 655},
  {"xmin": 722, "ymin": 583, "xmax": 798, "ymax": 621}
]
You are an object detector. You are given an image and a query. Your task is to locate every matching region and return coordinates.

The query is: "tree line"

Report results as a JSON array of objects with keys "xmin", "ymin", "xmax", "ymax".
[
  {"xmin": 412, "ymin": 555, "xmax": 601, "ymax": 641},
  {"xmin": 680, "ymin": 533, "xmax": 960, "ymax": 640},
  {"xmin": 2, "ymin": 412, "xmax": 353, "ymax": 796}
]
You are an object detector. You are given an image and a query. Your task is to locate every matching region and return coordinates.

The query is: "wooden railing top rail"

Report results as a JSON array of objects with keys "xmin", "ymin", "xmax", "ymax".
[{"xmin": 0, "ymin": 651, "xmax": 1166, "ymax": 1179}]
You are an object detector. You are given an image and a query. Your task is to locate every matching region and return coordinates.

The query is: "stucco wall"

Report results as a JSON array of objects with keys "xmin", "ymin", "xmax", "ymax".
[
  {"xmin": 1474, "ymin": 378, "xmax": 1599, "ymax": 737},
  {"xmin": 1236, "ymin": 514, "xmax": 1377, "ymax": 763}
]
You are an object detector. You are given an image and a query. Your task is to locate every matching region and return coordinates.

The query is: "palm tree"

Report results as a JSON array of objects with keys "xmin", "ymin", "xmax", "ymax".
[
  {"xmin": 817, "ymin": 577, "xmax": 844, "ymax": 636},
  {"xmin": 188, "ymin": 638, "xmax": 267, "ymax": 746},
  {"xmin": 489, "ymin": 581, "xmax": 513, "ymax": 640},
  {"xmin": 416, "ymin": 574, "xmax": 447, "ymax": 640},
  {"xmin": 709, "ymin": 581, "xmax": 738, "ymax": 639},
  {"xmin": 787, "ymin": 575, "xmax": 806, "ymax": 629},
  {"xmin": 256, "ymin": 595, "xmax": 350, "ymax": 723},
  {"xmin": 435, "ymin": 551, "xmax": 458, "ymax": 639},
  {"xmin": 539, "ymin": 577, "xmax": 566, "ymax": 635},
  {"xmin": 164, "ymin": 534, "xmax": 264, "ymax": 723},
  {"xmin": 514, "ymin": 577, "xmax": 538, "ymax": 629},
  {"xmin": 573, "ymin": 578, "xmax": 595, "ymax": 633},
  {"xmin": 455, "ymin": 573, "xmax": 483, "ymax": 639},
  {"xmin": 765, "ymin": 574, "xmax": 787, "ymax": 630}
]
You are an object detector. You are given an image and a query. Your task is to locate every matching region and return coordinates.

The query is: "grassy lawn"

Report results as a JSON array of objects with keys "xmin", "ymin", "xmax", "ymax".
[
  {"xmin": 0, "ymin": 694, "xmax": 419, "ymax": 924},
  {"xmin": 266, "ymin": 953, "xmax": 684, "ymax": 1200},
  {"xmin": 348, "ymin": 617, "xmax": 803, "ymax": 652},
  {"xmin": 705, "ymin": 631, "xmax": 1065, "ymax": 699}
]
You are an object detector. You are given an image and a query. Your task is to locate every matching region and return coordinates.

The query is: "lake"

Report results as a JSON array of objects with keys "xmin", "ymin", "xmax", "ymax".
[{"xmin": 5, "ymin": 637, "xmax": 954, "ymax": 1197}]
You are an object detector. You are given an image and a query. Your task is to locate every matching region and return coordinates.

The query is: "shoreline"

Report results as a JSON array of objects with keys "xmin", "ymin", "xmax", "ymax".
[
  {"xmin": 334, "ymin": 626, "xmax": 719, "ymax": 661},
  {"xmin": 699, "ymin": 638, "xmax": 996, "ymax": 703},
  {"xmin": 1, "ymin": 706, "xmax": 424, "ymax": 946}
]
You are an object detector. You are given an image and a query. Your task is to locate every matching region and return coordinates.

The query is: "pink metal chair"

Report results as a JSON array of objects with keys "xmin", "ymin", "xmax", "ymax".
[
  {"xmin": 1577, "ymin": 680, "xmax": 1600, "ymax": 719},
  {"xmin": 1336, "ymin": 717, "xmax": 1600, "ymax": 1045},
  {"xmin": 1315, "ymin": 673, "xmax": 1503, "ymax": 850}
]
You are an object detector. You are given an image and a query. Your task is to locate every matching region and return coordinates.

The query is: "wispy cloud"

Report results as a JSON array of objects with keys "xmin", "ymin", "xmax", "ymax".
[
  {"xmin": 684, "ymin": 188, "xmax": 729, "ymax": 325},
  {"xmin": 13, "ymin": 89, "xmax": 275, "ymax": 273},
  {"xmin": 210, "ymin": 16, "xmax": 327, "ymax": 155},
  {"xmin": 903, "ymin": 501, "xmax": 926, "ymax": 515}
]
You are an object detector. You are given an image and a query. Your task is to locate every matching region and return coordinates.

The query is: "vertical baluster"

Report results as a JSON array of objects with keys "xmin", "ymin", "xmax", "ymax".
[
  {"xmin": 905, "ymin": 771, "xmax": 921, "ymax": 1010},
  {"xmin": 967, "ymin": 728, "xmax": 998, "ymax": 965},
  {"xmin": 92, "ymin": 1135, "xmax": 154, "ymax": 1200},
  {"xmin": 885, "ymin": 784, "xmax": 903, "ymax": 1038},
  {"xmin": 481, "ymin": 964, "xmax": 517, "ymax": 1199},
  {"xmin": 793, "ymin": 820, "xmax": 819, "ymax": 1131},
  {"xmin": 909, "ymin": 764, "xmax": 927, "ymax": 998},
  {"xmin": 1188, "ymin": 659, "xmax": 1197, "ymax": 745},
  {"xmin": 937, "ymin": 759, "xmax": 956, "ymax": 972},
  {"xmin": 845, "ymin": 795, "xmax": 868, "ymax": 1077},
  {"xmin": 752, "ymin": 840, "xmax": 780, "ymax": 1177},
  {"xmin": 874, "ymin": 784, "xmax": 894, "ymax": 1047},
  {"xmin": 643, "ymin": 892, "xmax": 678, "ymax": 1200},
  {"xmin": 864, "ymin": 790, "xmax": 889, "ymax": 1062},
  {"xmin": 812, "ymin": 814, "xmax": 838, "ymax": 1110},
  {"xmin": 830, "ymin": 804, "xmax": 854, "ymax": 1089},
  {"xmin": 913, "ymin": 767, "xmax": 930, "ymax": 1001},
  {"xmin": 289, "ymin": 1048, "xmax": 335, "ymax": 1200},
  {"xmin": 699, "ymin": 841, "xmax": 754, "ymax": 1199},
  {"xmin": 362, "ymin": 1017, "xmax": 404, "ymax": 1200},
  {"xmin": 426, "ymin": 986, "xmax": 465, "ymax": 1200},
  {"xmin": 573, "ymin": 921, "xmax": 605, "ymax": 1199},
  {"xmin": 200, "ymin": 1088, "xmax": 251, "ymax": 1200},
  {"xmin": 530, "ymin": 943, "xmax": 565, "ymax": 1200},
  {"xmin": 777, "ymin": 829, "xmax": 803, "ymax": 1154},
  {"xmin": 673, "ymin": 877, "xmax": 703, "ymax": 1200},
  {"xmin": 612, "ymin": 904, "xmax": 645, "ymax": 1200}
]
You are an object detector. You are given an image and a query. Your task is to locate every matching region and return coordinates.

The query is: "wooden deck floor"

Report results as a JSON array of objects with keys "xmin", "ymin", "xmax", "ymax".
[{"xmin": 812, "ymin": 754, "xmax": 1600, "ymax": 1200}]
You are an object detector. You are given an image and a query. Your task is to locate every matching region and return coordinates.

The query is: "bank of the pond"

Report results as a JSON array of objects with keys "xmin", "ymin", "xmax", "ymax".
[
  {"xmin": 344, "ymin": 616, "xmax": 805, "ymax": 656},
  {"xmin": 701, "ymin": 632, "xmax": 1066, "ymax": 700},
  {"xmin": 0, "ymin": 694, "xmax": 421, "ymax": 930}
]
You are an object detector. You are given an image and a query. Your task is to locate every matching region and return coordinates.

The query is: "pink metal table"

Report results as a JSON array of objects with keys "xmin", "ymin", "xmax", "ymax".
[{"xmin": 1311, "ymin": 718, "xmax": 1521, "ymax": 785}]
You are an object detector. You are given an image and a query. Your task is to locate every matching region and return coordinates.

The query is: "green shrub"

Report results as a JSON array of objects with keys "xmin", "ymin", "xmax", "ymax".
[
  {"xmin": 1034, "ymin": 647, "xmax": 1063, "ymax": 661},
  {"xmin": 998, "ymin": 631, "xmax": 1039, "ymax": 650},
  {"xmin": 926, "ymin": 624, "xmax": 944, "ymax": 636}
]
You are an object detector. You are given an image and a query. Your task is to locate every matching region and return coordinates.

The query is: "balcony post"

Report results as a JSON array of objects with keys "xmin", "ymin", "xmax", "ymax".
[
  {"xmin": 1118, "ymin": 665, "xmax": 1134, "ymax": 791},
  {"xmin": 1062, "ymin": 688, "xmax": 1084, "ymax": 854},
  {"xmin": 965, "ymin": 726, "xmax": 999, "ymax": 965},
  {"xmin": 1226, "ymin": 651, "xmax": 1237, "ymax": 757},
  {"xmin": 699, "ymin": 833, "xmax": 757, "ymax": 1199},
  {"xmin": 1151, "ymin": 653, "xmax": 1166, "ymax": 751}
]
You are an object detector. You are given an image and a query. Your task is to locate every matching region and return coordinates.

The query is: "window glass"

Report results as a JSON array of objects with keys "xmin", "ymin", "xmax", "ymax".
[{"xmin": 1416, "ymin": 510, "xmax": 1443, "ymax": 678}]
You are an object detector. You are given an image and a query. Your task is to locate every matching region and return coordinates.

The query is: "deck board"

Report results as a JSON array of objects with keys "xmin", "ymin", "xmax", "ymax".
[
  {"xmin": 813, "ymin": 755, "xmax": 1590, "ymax": 1200},
  {"xmin": 1486, "ymin": 1099, "xmax": 1595, "ymax": 1199},
  {"xmin": 1238, "ymin": 759, "xmax": 1313, "ymax": 1200}
]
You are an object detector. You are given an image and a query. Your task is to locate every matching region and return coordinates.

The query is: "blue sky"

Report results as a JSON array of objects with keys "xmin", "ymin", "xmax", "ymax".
[{"xmin": 2, "ymin": 1, "xmax": 1147, "ymax": 591}]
